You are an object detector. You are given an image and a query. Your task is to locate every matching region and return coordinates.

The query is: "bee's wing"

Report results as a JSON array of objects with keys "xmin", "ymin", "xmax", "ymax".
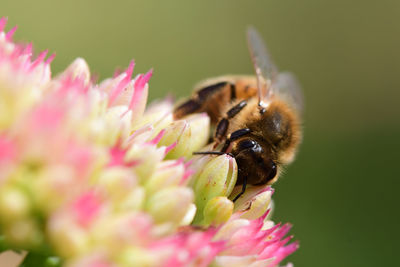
[
  {"xmin": 275, "ymin": 72, "xmax": 304, "ymax": 115},
  {"xmin": 247, "ymin": 27, "xmax": 304, "ymax": 114},
  {"xmin": 247, "ymin": 26, "xmax": 278, "ymax": 105}
]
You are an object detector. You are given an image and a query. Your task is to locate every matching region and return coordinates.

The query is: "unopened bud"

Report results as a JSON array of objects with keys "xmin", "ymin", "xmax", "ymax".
[
  {"xmin": 117, "ymin": 247, "xmax": 156, "ymax": 267},
  {"xmin": 145, "ymin": 187, "xmax": 194, "ymax": 227},
  {"xmin": 158, "ymin": 120, "xmax": 191, "ymax": 159},
  {"xmin": 103, "ymin": 105, "xmax": 132, "ymax": 145},
  {"xmin": 96, "ymin": 167, "xmax": 137, "ymax": 202},
  {"xmin": 56, "ymin": 58, "xmax": 91, "ymax": 86},
  {"xmin": 0, "ymin": 186, "xmax": 30, "ymax": 222},
  {"xmin": 192, "ymin": 155, "xmax": 237, "ymax": 223},
  {"xmin": 118, "ymin": 187, "xmax": 146, "ymax": 212},
  {"xmin": 184, "ymin": 113, "xmax": 210, "ymax": 152},
  {"xmin": 47, "ymin": 219, "xmax": 90, "ymax": 258},
  {"xmin": 233, "ymin": 186, "xmax": 273, "ymax": 220},
  {"xmin": 202, "ymin": 196, "xmax": 233, "ymax": 227},
  {"xmin": 3, "ymin": 218, "xmax": 43, "ymax": 248},
  {"xmin": 134, "ymin": 99, "xmax": 174, "ymax": 131},
  {"xmin": 127, "ymin": 144, "xmax": 165, "ymax": 182},
  {"xmin": 144, "ymin": 160, "xmax": 184, "ymax": 195}
]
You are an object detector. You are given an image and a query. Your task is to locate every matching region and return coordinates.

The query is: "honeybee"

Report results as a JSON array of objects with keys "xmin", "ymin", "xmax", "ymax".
[{"xmin": 174, "ymin": 27, "xmax": 303, "ymax": 201}]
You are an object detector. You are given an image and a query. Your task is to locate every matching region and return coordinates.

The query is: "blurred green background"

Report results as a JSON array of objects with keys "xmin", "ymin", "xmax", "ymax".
[{"xmin": 2, "ymin": 0, "xmax": 399, "ymax": 266}]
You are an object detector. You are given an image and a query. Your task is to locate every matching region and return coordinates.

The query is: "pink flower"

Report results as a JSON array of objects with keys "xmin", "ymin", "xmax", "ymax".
[
  {"xmin": 214, "ymin": 212, "xmax": 298, "ymax": 267},
  {"xmin": 209, "ymin": 187, "xmax": 298, "ymax": 267}
]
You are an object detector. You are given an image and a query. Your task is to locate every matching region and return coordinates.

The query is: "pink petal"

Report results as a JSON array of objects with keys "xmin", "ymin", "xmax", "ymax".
[
  {"xmin": 29, "ymin": 50, "xmax": 48, "ymax": 71},
  {"xmin": 108, "ymin": 143, "xmax": 140, "ymax": 167},
  {"xmin": 147, "ymin": 129, "xmax": 166, "ymax": 145},
  {"xmin": 127, "ymin": 68, "xmax": 152, "ymax": 111},
  {"xmin": 0, "ymin": 17, "xmax": 8, "ymax": 32},
  {"xmin": 272, "ymin": 223, "xmax": 292, "ymax": 240},
  {"xmin": 5, "ymin": 25, "xmax": 17, "ymax": 40},
  {"xmin": 181, "ymin": 169, "xmax": 195, "ymax": 184},
  {"xmin": 127, "ymin": 125, "xmax": 153, "ymax": 143},
  {"xmin": 22, "ymin": 43, "xmax": 33, "ymax": 57},
  {"xmin": 73, "ymin": 191, "xmax": 102, "ymax": 227},
  {"xmin": 45, "ymin": 53, "xmax": 56, "ymax": 64},
  {"xmin": 165, "ymin": 141, "xmax": 177, "ymax": 155},
  {"xmin": 65, "ymin": 142, "xmax": 93, "ymax": 178},
  {"xmin": 155, "ymin": 229, "xmax": 224, "ymax": 267},
  {"xmin": 108, "ymin": 60, "xmax": 135, "ymax": 106},
  {"xmin": 266, "ymin": 241, "xmax": 299, "ymax": 267},
  {"xmin": 0, "ymin": 136, "xmax": 16, "ymax": 163},
  {"xmin": 160, "ymin": 157, "xmax": 185, "ymax": 169},
  {"xmin": 113, "ymin": 67, "xmax": 122, "ymax": 78},
  {"xmin": 30, "ymin": 103, "xmax": 64, "ymax": 130}
]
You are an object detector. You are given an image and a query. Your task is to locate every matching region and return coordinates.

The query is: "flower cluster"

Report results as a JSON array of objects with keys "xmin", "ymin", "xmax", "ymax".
[{"xmin": 0, "ymin": 17, "xmax": 298, "ymax": 266}]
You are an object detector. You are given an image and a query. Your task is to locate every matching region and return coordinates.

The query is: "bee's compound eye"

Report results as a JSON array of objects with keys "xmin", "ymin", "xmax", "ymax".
[
  {"xmin": 267, "ymin": 161, "xmax": 277, "ymax": 181},
  {"xmin": 238, "ymin": 140, "xmax": 256, "ymax": 150}
]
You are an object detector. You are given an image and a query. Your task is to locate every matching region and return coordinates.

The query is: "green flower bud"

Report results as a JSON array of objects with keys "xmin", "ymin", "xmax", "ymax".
[
  {"xmin": 184, "ymin": 113, "xmax": 210, "ymax": 153},
  {"xmin": 103, "ymin": 106, "xmax": 132, "ymax": 145},
  {"xmin": 117, "ymin": 247, "xmax": 156, "ymax": 267},
  {"xmin": 202, "ymin": 196, "xmax": 233, "ymax": 227},
  {"xmin": 192, "ymin": 155, "xmax": 237, "ymax": 224},
  {"xmin": 232, "ymin": 186, "xmax": 273, "ymax": 220},
  {"xmin": 96, "ymin": 167, "xmax": 137, "ymax": 203},
  {"xmin": 48, "ymin": 222, "xmax": 90, "ymax": 258},
  {"xmin": 3, "ymin": 218, "xmax": 43, "ymax": 248},
  {"xmin": 158, "ymin": 113, "xmax": 210, "ymax": 159},
  {"xmin": 158, "ymin": 120, "xmax": 191, "ymax": 159},
  {"xmin": 0, "ymin": 186, "xmax": 31, "ymax": 223},
  {"xmin": 145, "ymin": 187, "xmax": 194, "ymax": 227},
  {"xmin": 179, "ymin": 203, "xmax": 197, "ymax": 226},
  {"xmin": 127, "ymin": 144, "xmax": 165, "ymax": 182},
  {"xmin": 144, "ymin": 160, "xmax": 184, "ymax": 195},
  {"xmin": 32, "ymin": 165, "xmax": 75, "ymax": 213},
  {"xmin": 118, "ymin": 187, "xmax": 146, "ymax": 212},
  {"xmin": 239, "ymin": 189, "xmax": 272, "ymax": 220},
  {"xmin": 55, "ymin": 58, "xmax": 91, "ymax": 86},
  {"xmin": 134, "ymin": 99, "xmax": 174, "ymax": 131}
]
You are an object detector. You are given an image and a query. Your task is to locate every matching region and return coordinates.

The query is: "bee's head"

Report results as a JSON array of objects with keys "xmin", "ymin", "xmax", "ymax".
[{"xmin": 233, "ymin": 138, "xmax": 278, "ymax": 185}]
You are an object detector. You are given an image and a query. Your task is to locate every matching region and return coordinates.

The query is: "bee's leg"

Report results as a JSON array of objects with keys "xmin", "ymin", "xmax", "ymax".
[
  {"xmin": 214, "ymin": 118, "xmax": 229, "ymax": 144},
  {"xmin": 221, "ymin": 128, "xmax": 251, "ymax": 152},
  {"xmin": 233, "ymin": 175, "xmax": 247, "ymax": 202},
  {"xmin": 215, "ymin": 100, "xmax": 248, "ymax": 143},
  {"xmin": 174, "ymin": 82, "xmax": 232, "ymax": 119}
]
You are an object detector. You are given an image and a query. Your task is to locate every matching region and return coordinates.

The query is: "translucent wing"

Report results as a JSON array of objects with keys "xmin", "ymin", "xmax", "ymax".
[
  {"xmin": 247, "ymin": 26, "xmax": 278, "ymax": 105},
  {"xmin": 247, "ymin": 27, "xmax": 304, "ymax": 114},
  {"xmin": 275, "ymin": 72, "xmax": 304, "ymax": 114}
]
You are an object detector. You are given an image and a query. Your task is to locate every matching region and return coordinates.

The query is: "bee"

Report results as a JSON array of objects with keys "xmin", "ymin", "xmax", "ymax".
[{"xmin": 174, "ymin": 27, "xmax": 303, "ymax": 201}]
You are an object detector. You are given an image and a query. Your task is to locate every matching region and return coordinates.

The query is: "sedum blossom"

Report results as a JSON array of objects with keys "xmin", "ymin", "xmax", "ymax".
[{"xmin": 0, "ymin": 17, "xmax": 298, "ymax": 267}]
